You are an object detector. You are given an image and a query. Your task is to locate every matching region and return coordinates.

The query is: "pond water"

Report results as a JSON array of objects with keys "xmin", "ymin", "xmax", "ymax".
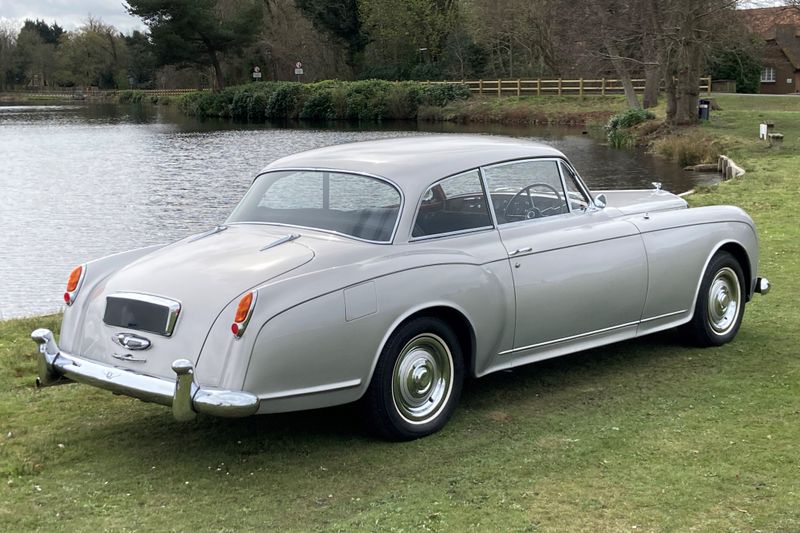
[{"xmin": 0, "ymin": 103, "xmax": 717, "ymax": 319}]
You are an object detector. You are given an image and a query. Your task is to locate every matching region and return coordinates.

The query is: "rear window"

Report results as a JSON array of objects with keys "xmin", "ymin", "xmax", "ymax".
[{"xmin": 227, "ymin": 171, "xmax": 402, "ymax": 242}]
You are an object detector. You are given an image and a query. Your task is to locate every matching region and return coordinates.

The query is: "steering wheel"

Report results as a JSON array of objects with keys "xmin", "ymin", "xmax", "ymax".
[{"xmin": 503, "ymin": 183, "xmax": 563, "ymax": 221}]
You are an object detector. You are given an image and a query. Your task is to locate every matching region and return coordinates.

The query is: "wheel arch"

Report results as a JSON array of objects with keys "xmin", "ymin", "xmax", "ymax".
[
  {"xmin": 690, "ymin": 239, "xmax": 753, "ymax": 318},
  {"xmin": 367, "ymin": 303, "xmax": 478, "ymax": 390}
]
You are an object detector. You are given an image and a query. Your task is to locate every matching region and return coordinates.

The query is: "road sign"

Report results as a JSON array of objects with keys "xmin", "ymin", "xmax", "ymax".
[
  {"xmin": 295, "ymin": 61, "xmax": 302, "ymax": 69},
  {"xmin": 252, "ymin": 66, "xmax": 262, "ymax": 80},
  {"xmin": 294, "ymin": 68, "xmax": 304, "ymax": 75}
]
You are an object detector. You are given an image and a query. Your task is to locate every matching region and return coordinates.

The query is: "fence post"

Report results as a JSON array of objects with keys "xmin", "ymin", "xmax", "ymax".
[
  {"xmin": 479, "ymin": 79, "xmax": 483, "ymax": 95},
  {"xmin": 497, "ymin": 79, "xmax": 501, "ymax": 97},
  {"xmin": 579, "ymin": 78, "xmax": 584, "ymax": 97},
  {"xmin": 537, "ymin": 79, "xmax": 541, "ymax": 96},
  {"xmin": 558, "ymin": 78, "xmax": 562, "ymax": 96},
  {"xmin": 517, "ymin": 79, "xmax": 521, "ymax": 97},
  {"xmin": 601, "ymin": 78, "xmax": 606, "ymax": 96}
]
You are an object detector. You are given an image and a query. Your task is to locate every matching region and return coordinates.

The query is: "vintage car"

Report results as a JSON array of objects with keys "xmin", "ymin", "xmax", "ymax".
[{"xmin": 31, "ymin": 135, "xmax": 769, "ymax": 440}]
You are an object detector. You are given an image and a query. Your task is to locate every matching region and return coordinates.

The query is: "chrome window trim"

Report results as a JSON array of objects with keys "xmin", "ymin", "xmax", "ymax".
[
  {"xmin": 230, "ymin": 168, "xmax": 404, "ymax": 245},
  {"xmin": 408, "ymin": 225, "xmax": 496, "ymax": 243},
  {"xmin": 481, "ymin": 157, "xmax": 573, "ymax": 225},
  {"xmin": 558, "ymin": 160, "xmax": 594, "ymax": 212},
  {"xmin": 104, "ymin": 292, "xmax": 182, "ymax": 337},
  {"xmin": 409, "ymin": 168, "xmax": 495, "ymax": 241}
]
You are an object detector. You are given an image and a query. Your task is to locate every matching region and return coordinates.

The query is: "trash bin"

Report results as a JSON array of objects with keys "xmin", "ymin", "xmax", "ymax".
[{"xmin": 698, "ymin": 99, "xmax": 711, "ymax": 121}]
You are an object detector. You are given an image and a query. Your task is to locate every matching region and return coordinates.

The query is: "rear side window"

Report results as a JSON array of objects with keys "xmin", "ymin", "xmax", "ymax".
[{"xmin": 412, "ymin": 170, "xmax": 492, "ymax": 238}]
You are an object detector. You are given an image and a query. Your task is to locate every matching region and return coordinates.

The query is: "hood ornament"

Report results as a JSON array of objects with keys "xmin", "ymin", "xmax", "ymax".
[
  {"xmin": 113, "ymin": 332, "xmax": 152, "ymax": 351},
  {"xmin": 652, "ymin": 181, "xmax": 662, "ymax": 192}
]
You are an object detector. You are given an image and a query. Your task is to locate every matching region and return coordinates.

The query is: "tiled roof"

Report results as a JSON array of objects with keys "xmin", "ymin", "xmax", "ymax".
[{"xmin": 739, "ymin": 7, "xmax": 800, "ymax": 39}]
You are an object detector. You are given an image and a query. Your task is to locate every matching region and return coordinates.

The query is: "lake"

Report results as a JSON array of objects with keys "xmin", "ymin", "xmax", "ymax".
[{"xmin": 0, "ymin": 103, "xmax": 716, "ymax": 319}]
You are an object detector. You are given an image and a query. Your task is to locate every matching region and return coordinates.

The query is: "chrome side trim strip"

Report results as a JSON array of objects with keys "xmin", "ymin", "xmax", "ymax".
[
  {"xmin": 259, "ymin": 379, "xmax": 362, "ymax": 400},
  {"xmin": 499, "ymin": 321, "xmax": 639, "ymax": 356},
  {"xmin": 639, "ymin": 309, "xmax": 687, "ymax": 323}
]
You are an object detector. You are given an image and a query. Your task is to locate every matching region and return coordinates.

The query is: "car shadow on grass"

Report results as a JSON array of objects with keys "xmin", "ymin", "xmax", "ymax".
[{"xmin": 83, "ymin": 328, "xmax": 697, "ymax": 462}]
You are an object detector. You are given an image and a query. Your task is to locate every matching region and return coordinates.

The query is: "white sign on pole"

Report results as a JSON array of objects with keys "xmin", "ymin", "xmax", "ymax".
[{"xmin": 252, "ymin": 66, "xmax": 262, "ymax": 80}]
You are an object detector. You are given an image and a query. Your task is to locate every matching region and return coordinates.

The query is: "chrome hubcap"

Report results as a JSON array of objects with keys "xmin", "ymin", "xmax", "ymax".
[
  {"xmin": 392, "ymin": 333, "xmax": 453, "ymax": 424},
  {"xmin": 707, "ymin": 267, "xmax": 740, "ymax": 335}
]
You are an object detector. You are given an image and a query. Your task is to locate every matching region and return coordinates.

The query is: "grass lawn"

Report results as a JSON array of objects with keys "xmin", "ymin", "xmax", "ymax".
[{"xmin": 2, "ymin": 93, "xmax": 799, "ymax": 531}]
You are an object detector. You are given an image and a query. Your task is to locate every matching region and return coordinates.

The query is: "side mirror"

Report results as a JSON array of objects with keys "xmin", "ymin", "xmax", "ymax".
[{"xmin": 594, "ymin": 193, "xmax": 607, "ymax": 209}]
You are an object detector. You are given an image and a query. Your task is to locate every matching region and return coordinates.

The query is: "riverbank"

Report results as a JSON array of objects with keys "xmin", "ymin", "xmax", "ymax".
[{"xmin": 1, "ymin": 94, "xmax": 798, "ymax": 530}]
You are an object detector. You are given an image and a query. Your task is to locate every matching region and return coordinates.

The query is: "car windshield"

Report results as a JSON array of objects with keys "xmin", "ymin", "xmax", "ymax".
[{"xmin": 227, "ymin": 170, "xmax": 402, "ymax": 242}]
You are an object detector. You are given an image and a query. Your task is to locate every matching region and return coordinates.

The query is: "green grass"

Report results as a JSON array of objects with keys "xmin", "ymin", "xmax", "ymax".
[{"xmin": 2, "ymin": 94, "xmax": 800, "ymax": 531}]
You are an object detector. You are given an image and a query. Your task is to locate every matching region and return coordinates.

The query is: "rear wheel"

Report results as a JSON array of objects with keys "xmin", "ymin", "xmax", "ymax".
[
  {"xmin": 363, "ymin": 317, "xmax": 463, "ymax": 441},
  {"xmin": 684, "ymin": 251, "xmax": 746, "ymax": 347}
]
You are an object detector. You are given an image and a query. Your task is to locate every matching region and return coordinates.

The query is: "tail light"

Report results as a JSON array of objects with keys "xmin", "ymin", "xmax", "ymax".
[
  {"xmin": 64, "ymin": 265, "xmax": 85, "ymax": 306},
  {"xmin": 231, "ymin": 291, "xmax": 256, "ymax": 338}
]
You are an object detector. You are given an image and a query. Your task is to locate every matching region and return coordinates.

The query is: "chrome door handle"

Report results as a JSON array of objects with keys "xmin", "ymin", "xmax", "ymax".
[{"xmin": 508, "ymin": 247, "xmax": 533, "ymax": 257}]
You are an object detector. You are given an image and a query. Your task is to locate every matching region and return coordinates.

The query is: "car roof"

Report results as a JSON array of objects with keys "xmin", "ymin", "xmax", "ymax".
[{"xmin": 261, "ymin": 135, "xmax": 566, "ymax": 192}]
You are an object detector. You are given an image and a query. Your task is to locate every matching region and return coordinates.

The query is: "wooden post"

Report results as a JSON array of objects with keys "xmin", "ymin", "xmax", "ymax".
[
  {"xmin": 517, "ymin": 79, "xmax": 521, "ymax": 97},
  {"xmin": 497, "ymin": 79, "xmax": 501, "ymax": 97},
  {"xmin": 537, "ymin": 79, "xmax": 541, "ymax": 96},
  {"xmin": 558, "ymin": 78, "xmax": 562, "ymax": 96},
  {"xmin": 579, "ymin": 78, "xmax": 584, "ymax": 97},
  {"xmin": 601, "ymin": 78, "xmax": 606, "ymax": 96},
  {"xmin": 479, "ymin": 79, "xmax": 483, "ymax": 95}
]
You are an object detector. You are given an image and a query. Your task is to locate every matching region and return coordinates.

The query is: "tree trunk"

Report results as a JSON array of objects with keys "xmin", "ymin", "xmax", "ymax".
[
  {"xmin": 667, "ymin": 42, "xmax": 702, "ymax": 126},
  {"xmin": 643, "ymin": 62, "xmax": 660, "ymax": 108},
  {"xmin": 641, "ymin": 0, "xmax": 660, "ymax": 108},
  {"xmin": 209, "ymin": 49, "xmax": 225, "ymax": 91},
  {"xmin": 603, "ymin": 36, "xmax": 641, "ymax": 109}
]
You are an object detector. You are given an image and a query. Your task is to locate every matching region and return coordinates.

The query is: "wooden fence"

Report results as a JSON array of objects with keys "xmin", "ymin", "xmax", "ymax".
[{"xmin": 430, "ymin": 77, "xmax": 712, "ymax": 97}]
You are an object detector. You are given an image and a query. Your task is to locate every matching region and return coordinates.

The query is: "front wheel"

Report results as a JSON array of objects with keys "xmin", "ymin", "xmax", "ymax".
[
  {"xmin": 684, "ymin": 251, "xmax": 746, "ymax": 347},
  {"xmin": 362, "ymin": 317, "xmax": 464, "ymax": 441}
]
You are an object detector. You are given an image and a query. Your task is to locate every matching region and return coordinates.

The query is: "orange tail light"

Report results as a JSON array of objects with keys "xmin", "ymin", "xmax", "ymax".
[
  {"xmin": 64, "ymin": 265, "xmax": 85, "ymax": 305},
  {"xmin": 231, "ymin": 292, "xmax": 256, "ymax": 337}
]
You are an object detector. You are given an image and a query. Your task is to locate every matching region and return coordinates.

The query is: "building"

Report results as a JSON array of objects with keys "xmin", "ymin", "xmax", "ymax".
[{"xmin": 740, "ymin": 7, "xmax": 800, "ymax": 94}]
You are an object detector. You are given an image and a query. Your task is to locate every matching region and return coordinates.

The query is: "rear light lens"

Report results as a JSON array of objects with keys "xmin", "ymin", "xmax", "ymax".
[
  {"xmin": 231, "ymin": 291, "xmax": 256, "ymax": 338},
  {"xmin": 64, "ymin": 265, "xmax": 85, "ymax": 306}
]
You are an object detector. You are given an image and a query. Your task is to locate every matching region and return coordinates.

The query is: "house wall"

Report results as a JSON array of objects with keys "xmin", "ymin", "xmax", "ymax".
[{"xmin": 760, "ymin": 41, "xmax": 798, "ymax": 94}]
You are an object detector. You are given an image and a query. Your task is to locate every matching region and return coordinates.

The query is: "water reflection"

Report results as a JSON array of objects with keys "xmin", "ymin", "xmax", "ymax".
[{"xmin": 0, "ymin": 103, "xmax": 715, "ymax": 319}]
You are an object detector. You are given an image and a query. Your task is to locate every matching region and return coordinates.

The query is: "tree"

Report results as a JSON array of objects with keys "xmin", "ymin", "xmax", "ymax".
[
  {"xmin": 0, "ymin": 23, "xmax": 16, "ymax": 90},
  {"xmin": 56, "ymin": 18, "xmax": 130, "ymax": 89},
  {"xmin": 125, "ymin": 0, "xmax": 262, "ymax": 90},
  {"xmin": 15, "ymin": 23, "xmax": 57, "ymax": 86},
  {"xmin": 295, "ymin": 0, "xmax": 366, "ymax": 68},
  {"xmin": 125, "ymin": 31, "xmax": 157, "ymax": 87},
  {"xmin": 708, "ymin": 37, "xmax": 762, "ymax": 94}
]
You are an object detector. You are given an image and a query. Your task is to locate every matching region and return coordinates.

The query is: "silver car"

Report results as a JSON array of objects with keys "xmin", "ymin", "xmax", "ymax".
[{"xmin": 31, "ymin": 136, "xmax": 769, "ymax": 440}]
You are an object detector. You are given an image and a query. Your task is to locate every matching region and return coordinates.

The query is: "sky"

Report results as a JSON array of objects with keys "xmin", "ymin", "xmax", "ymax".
[
  {"xmin": 0, "ymin": 0, "xmax": 146, "ymax": 34},
  {"xmin": 0, "ymin": 0, "xmax": 790, "ymax": 36}
]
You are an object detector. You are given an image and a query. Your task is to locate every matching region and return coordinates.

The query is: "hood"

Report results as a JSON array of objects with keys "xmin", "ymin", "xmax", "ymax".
[
  {"xmin": 75, "ymin": 225, "xmax": 314, "ymax": 380},
  {"xmin": 596, "ymin": 189, "xmax": 688, "ymax": 215}
]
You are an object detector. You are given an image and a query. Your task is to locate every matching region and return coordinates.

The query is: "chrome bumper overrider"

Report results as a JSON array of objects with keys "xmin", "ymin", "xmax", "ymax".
[
  {"xmin": 30, "ymin": 328, "xmax": 259, "ymax": 420},
  {"xmin": 755, "ymin": 277, "xmax": 771, "ymax": 295}
]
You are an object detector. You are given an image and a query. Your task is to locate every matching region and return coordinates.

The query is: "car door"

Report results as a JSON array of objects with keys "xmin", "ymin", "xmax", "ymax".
[{"xmin": 481, "ymin": 159, "xmax": 648, "ymax": 357}]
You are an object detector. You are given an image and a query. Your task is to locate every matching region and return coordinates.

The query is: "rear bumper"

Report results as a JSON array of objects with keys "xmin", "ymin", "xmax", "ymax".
[{"xmin": 31, "ymin": 328, "xmax": 259, "ymax": 420}]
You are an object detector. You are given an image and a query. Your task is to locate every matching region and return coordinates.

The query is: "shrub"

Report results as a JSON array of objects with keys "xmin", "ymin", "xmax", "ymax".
[
  {"xmin": 177, "ymin": 81, "xmax": 472, "ymax": 121},
  {"xmin": 607, "ymin": 107, "xmax": 655, "ymax": 130},
  {"xmin": 651, "ymin": 132, "xmax": 722, "ymax": 167},
  {"xmin": 266, "ymin": 83, "xmax": 307, "ymax": 119},
  {"xmin": 605, "ymin": 107, "xmax": 656, "ymax": 147}
]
